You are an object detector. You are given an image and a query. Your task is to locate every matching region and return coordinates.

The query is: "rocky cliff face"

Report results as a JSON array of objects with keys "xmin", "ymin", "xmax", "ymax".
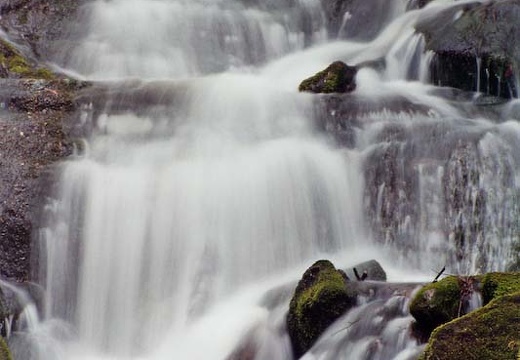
[{"xmin": 0, "ymin": 0, "xmax": 87, "ymax": 281}]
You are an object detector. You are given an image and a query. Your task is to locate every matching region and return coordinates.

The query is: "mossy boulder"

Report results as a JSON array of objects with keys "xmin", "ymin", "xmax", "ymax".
[
  {"xmin": 481, "ymin": 272, "xmax": 520, "ymax": 305},
  {"xmin": 419, "ymin": 292, "xmax": 520, "ymax": 360},
  {"xmin": 409, "ymin": 276, "xmax": 462, "ymax": 332},
  {"xmin": 286, "ymin": 260, "xmax": 356, "ymax": 358},
  {"xmin": 410, "ymin": 273, "xmax": 520, "ymax": 337},
  {"xmin": 298, "ymin": 61, "xmax": 357, "ymax": 94}
]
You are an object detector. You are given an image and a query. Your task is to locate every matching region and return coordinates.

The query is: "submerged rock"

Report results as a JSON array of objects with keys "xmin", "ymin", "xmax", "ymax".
[
  {"xmin": 286, "ymin": 260, "xmax": 356, "ymax": 358},
  {"xmin": 298, "ymin": 61, "xmax": 357, "ymax": 94},
  {"xmin": 420, "ymin": 291, "xmax": 520, "ymax": 360}
]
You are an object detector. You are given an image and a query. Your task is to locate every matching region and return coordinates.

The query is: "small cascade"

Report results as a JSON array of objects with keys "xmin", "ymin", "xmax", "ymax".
[
  {"xmin": 301, "ymin": 290, "xmax": 424, "ymax": 360},
  {"xmin": 59, "ymin": 0, "xmax": 326, "ymax": 79}
]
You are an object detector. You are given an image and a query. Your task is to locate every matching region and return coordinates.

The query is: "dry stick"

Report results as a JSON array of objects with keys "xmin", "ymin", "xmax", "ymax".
[{"xmin": 432, "ymin": 266, "xmax": 446, "ymax": 283}]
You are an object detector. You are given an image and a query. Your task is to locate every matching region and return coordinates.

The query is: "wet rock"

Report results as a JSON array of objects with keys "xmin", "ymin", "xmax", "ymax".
[
  {"xmin": 0, "ymin": 79, "xmax": 80, "ymax": 281},
  {"xmin": 0, "ymin": 0, "xmax": 88, "ymax": 63},
  {"xmin": 286, "ymin": 260, "xmax": 356, "ymax": 358},
  {"xmin": 410, "ymin": 272, "xmax": 520, "ymax": 336},
  {"xmin": 299, "ymin": 61, "xmax": 357, "ymax": 94},
  {"xmin": 417, "ymin": 0, "xmax": 520, "ymax": 98},
  {"xmin": 420, "ymin": 291, "xmax": 520, "ymax": 360},
  {"xmin": 343, "ymin": 259, "xmax": 387, "ymax": 282}
]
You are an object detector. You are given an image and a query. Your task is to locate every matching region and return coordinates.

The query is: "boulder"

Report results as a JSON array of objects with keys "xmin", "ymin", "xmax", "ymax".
[
  {"xmin": 410, "ymin": 272, "xmax": 520, "ymax": 335},
  {"xmin": 298, "ymin": 61, "xmax": 357, "ymax": 94},
  {"xmin": 419, "ymin": 292, "xmax": 520, "ymax": 360},
  {"xmin": 409, "ymin": 276, "xmax": 463, "ymax": 332},
  {"xmin": 480, "ymin": 272, "xmax": 520, "ymax": 305},
  {"xmin": 286, "ymin": 260, "xmax": 356, "ymax": 358}
]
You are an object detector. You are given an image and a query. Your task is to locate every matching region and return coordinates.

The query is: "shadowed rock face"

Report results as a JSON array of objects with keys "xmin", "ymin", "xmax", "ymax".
[{"xmin": 417, "ymin": 0, "xmax": 520, "ymax": 98}]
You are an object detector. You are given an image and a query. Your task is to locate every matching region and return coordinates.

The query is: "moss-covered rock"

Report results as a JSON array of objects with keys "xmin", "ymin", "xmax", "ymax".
[
  {"xmin": 420, "ymin": 292, "xmax": 520, "ymax": 360},
  {"xmin": 286, "ymin": 260, "xmax": 356, "ymax": 358},
  {"xmin": 298, "ymin": 61, "xmax": 357, "ymax": 94},
  {"xmin": 409, "ymin": 276, "xmax": 462, "ymax": 332},
  {"xmin": 481, "ymin": 272, "xmax": 520, "ymax": 305}
]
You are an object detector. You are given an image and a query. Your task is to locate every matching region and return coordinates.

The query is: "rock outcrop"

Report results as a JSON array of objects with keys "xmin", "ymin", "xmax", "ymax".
[{"xmin": 417, "ymin": 0, "xmax": 520, "ymax": 98}]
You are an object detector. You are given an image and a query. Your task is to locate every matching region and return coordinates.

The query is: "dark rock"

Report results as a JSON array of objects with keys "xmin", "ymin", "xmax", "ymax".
[
  {"xmin": 420, "ymin": 291, "xmax": 520, "ymax": 360},
  {"xmin": 417, "ymin": 0, "xmax": 520, "ymax": 98},
  {"xmin": 299, "ymin": 61, "xmax": 357, "ymax": 94},
  {"xmin": 286, "ymin": 260, "xmax": 356, "ymax": 358},
  {"xmin": 343, "ymin": 259, "xmax": 387, "ymax": 281}
]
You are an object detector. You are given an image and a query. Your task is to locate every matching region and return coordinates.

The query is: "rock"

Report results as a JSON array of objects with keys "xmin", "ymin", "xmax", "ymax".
[
  {"xmin": 298, "ymin": 61, "xmax": 357, "ymax": 94},
  {"xmin": 410, "ymin": 272, "xmax": 520, "ymax": 336},
  {"xmin": 419, "ymin": 291, "xmax": 520, "ymax": 360},
  {"xmin": 286, "ymin": 260, "xmax": 356, "ymax": 358},
  {"xmin": 0, "ymin": 39, "xmax": 54, "ymax": 79},
  {"xmin": 409, "ymin": 276, "xmax": 463, "ymax": 333},
  {"xmin": 480, "ymin": 272, "xmax": 520, "ymax": 305},
  {"xmin": 0, "ymin": 0, "xmax": 87, "ymax": 63},
  {"xmin": 343, "ymin": 259, "xmax": 387, "ymax": 281},
  {"xmin": 0, "ymin": 79, "xmax": 81, "ymax": 281},
  {"xmin": 416, "ymin": 0, "xmax": 520, "ymax": 98}
]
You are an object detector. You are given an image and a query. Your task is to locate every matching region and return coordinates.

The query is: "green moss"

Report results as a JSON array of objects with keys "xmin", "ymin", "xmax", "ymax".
[
  {"xmin": 0, "ymin": 39, "xmax": 55, "ymax": 79},
  {"xmin": 421, "ymin": 292, "xmax": 520, "ymax": 360},
  {"xmin": 410, "ymin": 276, "xmax": 461, "ymax": 331},
  {"xmin": 0, "ymin": 337, "xmax": 12, "ymax": 360},
  {"xmin": 287, "ymin": 260, "xmax": 356, "ymax": 358},
  {"xmin": 481, "ymin": 272, "xmax": 520, "ymax": 305}
]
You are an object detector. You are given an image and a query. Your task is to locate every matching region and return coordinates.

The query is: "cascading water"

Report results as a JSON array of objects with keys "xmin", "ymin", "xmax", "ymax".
[{"xmin": 15, "ymin": 0, "xmax": 520, "ymax": 359}]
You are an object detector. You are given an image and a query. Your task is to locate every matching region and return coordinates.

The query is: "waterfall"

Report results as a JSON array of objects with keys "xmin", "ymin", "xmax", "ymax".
[{"xmin": 19, "ymin": 0, "xmax": 520, "ymax": 359}]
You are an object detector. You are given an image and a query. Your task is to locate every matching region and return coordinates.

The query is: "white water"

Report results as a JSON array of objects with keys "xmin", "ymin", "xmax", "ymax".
[{"xmin": 21, "ymin": 0, "xmax": 520, "ymax": 359}]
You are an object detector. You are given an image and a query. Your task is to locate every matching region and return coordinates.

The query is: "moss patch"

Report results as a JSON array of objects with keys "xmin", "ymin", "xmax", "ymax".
[
  {"xmin": 420, "ymin": 292, "xmax": 520, "ymax": 360},
  {"xmin": 0, "ymin": 39, "xmax": 54, "ymax": 79},
  {"xmin": 286, "ymin": 260, "xmax": 356, "ymax": 358},
  {"xmin": 0, "ymin": 337, "xmax": 12, "ymax": 360}
]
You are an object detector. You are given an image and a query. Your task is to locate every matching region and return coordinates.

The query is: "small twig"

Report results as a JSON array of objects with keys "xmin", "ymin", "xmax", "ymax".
[
  {"xmin": 432, "ymin": 266, "xmax": 446, "ymax": 283},
  {"xmin": 331, "ymin": 320, "xmax": 361, "ymax": 337}
]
